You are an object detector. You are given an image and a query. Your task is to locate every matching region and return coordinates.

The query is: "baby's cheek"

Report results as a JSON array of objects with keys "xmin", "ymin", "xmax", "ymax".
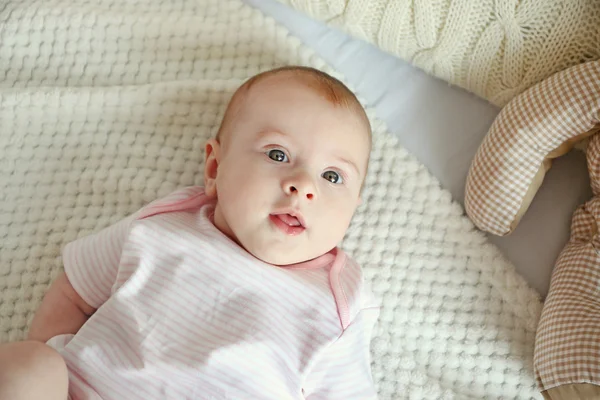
[
  {"xmin": 321, "ymin": 206, "xmax": 352, "ymax": 241},
  {"xmin": 224, "ymin": 168, "xmax": 259, "ymax": 200}
]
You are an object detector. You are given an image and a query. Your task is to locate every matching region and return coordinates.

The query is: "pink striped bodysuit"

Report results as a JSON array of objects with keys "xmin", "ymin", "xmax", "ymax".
[{"xmin": 46, "ymin": 186, "xmax": 379, "ymax": 399}]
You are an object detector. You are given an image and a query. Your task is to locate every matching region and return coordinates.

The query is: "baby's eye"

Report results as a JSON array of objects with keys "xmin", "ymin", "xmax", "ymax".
[
  {"xmin": 322, "ymin": 170, "xmax": 343, "ymax": 184},
  {"xmin": 267, "ymin": 149, "xmax": 288, "ymax": 163}
]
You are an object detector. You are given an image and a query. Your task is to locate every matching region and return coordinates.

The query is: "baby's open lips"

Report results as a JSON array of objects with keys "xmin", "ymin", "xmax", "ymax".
[
  {"xmin": 269, "ymin": 210, "xmax": 307, "ymax": 236},
  {"xmin": 270, "ymin": 210, "xmax": 306, "ymax": 228},
  {"xmin": 275, "ymin": 213, "xmax": 303, "ymax": 227}
]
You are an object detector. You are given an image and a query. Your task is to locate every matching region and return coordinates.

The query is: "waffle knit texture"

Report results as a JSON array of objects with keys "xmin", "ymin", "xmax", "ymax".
[{"xmin": 0, "ymin": 0, "xmax": 543, "ymax": 398}]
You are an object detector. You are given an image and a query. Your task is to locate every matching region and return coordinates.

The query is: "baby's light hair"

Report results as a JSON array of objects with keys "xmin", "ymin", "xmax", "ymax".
[{"xmin": 215, "ymin": 66, "xmax": 371, "ymax": 146}]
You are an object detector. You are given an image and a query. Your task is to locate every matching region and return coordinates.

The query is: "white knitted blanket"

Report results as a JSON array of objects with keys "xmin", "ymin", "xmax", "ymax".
[
  {"xmin": 0, "ymin": 1, "xmax": 543, "ymax": 399},
  {"xmin": 277, "ymin": 0, "xmax": 600, "ymax": 107}
]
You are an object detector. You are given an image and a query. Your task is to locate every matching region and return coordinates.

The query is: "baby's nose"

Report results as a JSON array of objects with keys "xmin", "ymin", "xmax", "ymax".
[
  {"xmin": 288, "ymin": 184, "xmax": 314, "ymax": 200},
  {"xmin": 284, "ymin": 173, "xmax": 316, "ymax": 200}
]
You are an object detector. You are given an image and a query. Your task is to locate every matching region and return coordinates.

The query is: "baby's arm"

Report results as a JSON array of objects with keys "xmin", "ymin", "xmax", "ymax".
[
  {"xmin": 26, "ymin": 188, "xmax": 197, "ymax": 343},
  {"xmin": 28, "ymin": 272, "xmax": 96, "ymax": 343}
]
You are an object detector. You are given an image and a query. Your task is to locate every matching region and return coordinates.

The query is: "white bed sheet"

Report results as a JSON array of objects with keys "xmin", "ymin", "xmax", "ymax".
[{"xmin": 245, "ymin": 0, "xmax": 592, "ymax": 298}]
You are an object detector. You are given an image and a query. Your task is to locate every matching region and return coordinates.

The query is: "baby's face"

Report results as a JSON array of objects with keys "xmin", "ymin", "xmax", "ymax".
[{"xmin": 206, "ymin": 75, "xmax": 370, "ymax": 265}]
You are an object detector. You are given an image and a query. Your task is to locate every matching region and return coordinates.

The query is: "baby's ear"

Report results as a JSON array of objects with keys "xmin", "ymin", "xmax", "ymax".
[{"xmin": 204, "ymin": 138, "xmax": 221, "ymax": 198}]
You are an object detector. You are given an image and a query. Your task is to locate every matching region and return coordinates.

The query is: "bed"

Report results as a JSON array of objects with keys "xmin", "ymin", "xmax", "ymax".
[{"xmin": 1, "ymin": 0, "xmax": 598, "ymax": 399}]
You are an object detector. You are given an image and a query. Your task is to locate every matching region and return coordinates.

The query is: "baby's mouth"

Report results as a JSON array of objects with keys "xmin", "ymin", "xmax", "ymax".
[
  {"xmin": 275, "ymin": 213, "xmax": 302, "ymax": 227},
  {"xmin": 269, "ymin": 213, "xmax": 306, "ymax": 236}
]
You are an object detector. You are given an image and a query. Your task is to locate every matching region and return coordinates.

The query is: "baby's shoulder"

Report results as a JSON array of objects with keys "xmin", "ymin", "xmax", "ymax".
[{"xmin": 136, "ymin": 186, "xmax": 210, "ymax": 220}]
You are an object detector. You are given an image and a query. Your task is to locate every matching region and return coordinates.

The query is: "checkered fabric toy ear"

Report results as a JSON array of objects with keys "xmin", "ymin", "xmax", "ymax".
[
  {"xmin": 532, "ymin": 132, "xmax": 600, "ymax": 395},
  {"xmin": 464, "ymin": 60, "xmax": 600, "ymax": 236}
]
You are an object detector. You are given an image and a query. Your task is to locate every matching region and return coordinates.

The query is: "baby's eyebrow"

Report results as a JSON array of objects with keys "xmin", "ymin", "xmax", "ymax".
[
  {"xmin": 256, "ymin": 129, "xmax": 289, "ymax": 142},
  {"xmin": 335, "ymin": 156, "xmax": 360, "ymax": 176}
]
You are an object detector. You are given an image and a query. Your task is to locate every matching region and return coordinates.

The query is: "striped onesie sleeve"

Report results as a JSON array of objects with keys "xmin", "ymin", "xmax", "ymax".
[{"xmin": 62, "ymin": 187, "xmax": 206, "ymax": 310}]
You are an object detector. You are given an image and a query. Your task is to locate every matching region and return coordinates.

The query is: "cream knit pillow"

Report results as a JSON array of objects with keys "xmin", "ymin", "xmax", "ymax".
[{"xmin": 276, "ymin": 0, "xmax": 600, "ymax": 106}]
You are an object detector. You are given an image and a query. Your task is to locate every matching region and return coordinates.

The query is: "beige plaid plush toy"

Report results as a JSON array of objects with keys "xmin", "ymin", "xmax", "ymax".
[{"xmin": 464, "ymin": 59, "xmax": 600, "ymax": 400}]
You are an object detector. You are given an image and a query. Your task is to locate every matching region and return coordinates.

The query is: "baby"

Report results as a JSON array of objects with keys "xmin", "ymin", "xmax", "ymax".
[{"xmin": 0, "ymin": 66, "xmax": 379, "ymax": 399}]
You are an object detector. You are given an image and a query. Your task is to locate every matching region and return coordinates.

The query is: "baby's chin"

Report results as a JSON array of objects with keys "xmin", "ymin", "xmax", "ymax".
[
  {"xmin": 251, "ymin": 250, "xmax": 309, "ymax": 266},
  {"xmin": 245, "ymin": 245, "xmax": 320, "ymax": 266}
]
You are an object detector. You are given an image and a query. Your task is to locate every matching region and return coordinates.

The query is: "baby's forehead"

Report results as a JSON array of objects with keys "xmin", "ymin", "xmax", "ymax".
[
  {"xmin": 245, "ymin": 71, "xmax": 350, "ymax": 107},
  {"xmin": 246, "ymin": 72, "xmax": 371, "ymax": 132},
  {"xmin": 219, "ymin": 68, "xmax": 372, "ymax": 150}
]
